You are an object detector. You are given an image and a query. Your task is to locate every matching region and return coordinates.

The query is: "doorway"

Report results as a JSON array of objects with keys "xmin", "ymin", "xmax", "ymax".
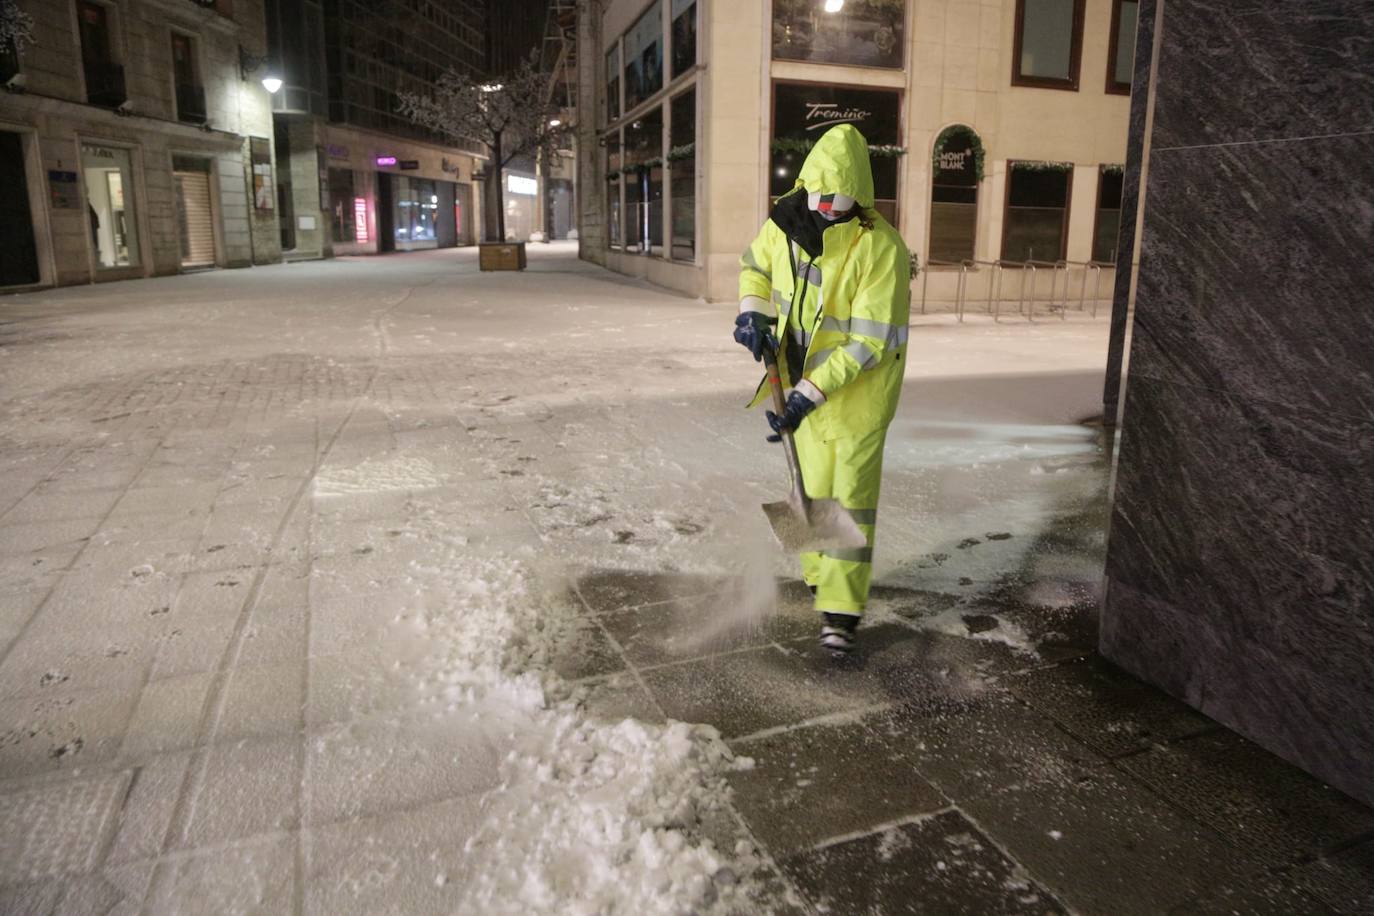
[
  {"xmin": 173, "ymin": 156, "xmax": 215, "ymax": 268},
  {"xmin": 0, "ymin": 131, "xmax": 40, "ymax": 287},
  {"xmin": 81, "ymin": 142, "xmax": 141, "ymax": 270}
]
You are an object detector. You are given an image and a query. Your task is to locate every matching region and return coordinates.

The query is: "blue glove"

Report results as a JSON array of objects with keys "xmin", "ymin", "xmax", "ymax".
[
  {"xmin": 733, "ymin": 311, "xmax": 777, "ymax": 362},
  {"xmin": 766, "ymin": 388, "xmax": 819, "ymax": 441}
]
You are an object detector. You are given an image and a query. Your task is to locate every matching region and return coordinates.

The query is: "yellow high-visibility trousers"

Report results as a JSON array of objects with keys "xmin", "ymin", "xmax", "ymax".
[{"xmin": 793, "ymin": 421, "xmax": 887, "ymax": 617}]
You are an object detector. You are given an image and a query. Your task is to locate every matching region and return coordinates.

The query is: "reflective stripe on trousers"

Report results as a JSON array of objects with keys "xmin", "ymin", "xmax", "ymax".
[{"xmin": 793, "ymin": 421, "xmax": 887, "ymax": 616}]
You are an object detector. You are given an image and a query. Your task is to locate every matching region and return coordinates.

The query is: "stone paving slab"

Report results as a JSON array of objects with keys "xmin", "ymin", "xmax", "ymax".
[
  {"xmin": 778, "ymin": 809, "xmax": 1066, "ymax": 915},
  {"xmin": 640, "ymin": 646, "xmax": 876, "ymax": 740},
  {"xmin": 1117, "ymin": 729, "xmax": 1374, "ymax": 869},
  {"xmin": 866, "ymin": 694, "xmax": 1273, "ymax": 915},
  {"xmin": 728, "ymin": 717, "xmax": 948, "ymax": 856},
  {"xmin": 1006, "ymin": 655, "xmax": 1217, "ymax": 758}
]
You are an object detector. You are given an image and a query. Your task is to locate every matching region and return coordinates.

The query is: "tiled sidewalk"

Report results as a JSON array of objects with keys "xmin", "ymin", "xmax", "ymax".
[{"xmin": 566, "ymin": 570, "xmax": 1374, "ymax": 915}]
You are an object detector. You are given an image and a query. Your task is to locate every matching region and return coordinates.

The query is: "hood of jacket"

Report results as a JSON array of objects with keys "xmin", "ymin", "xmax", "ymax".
[
  {"xmin": 797, "ymin": 123, "xmax": 876, "ymax": 210},
  {"xmin": 769, "ymin": 124, "xmax": 875, "ymax": 259}
]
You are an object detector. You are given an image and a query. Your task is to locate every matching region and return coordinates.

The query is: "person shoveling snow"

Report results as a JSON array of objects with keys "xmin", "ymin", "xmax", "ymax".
[{"xmin": 734, "ymin": 123, "xmax": 912, "ymax": 657}]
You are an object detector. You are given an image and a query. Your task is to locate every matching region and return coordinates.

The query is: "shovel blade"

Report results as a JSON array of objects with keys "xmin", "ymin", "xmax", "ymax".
[{"xmin": 762, "ymin": 495, "xmax": 868, "ymax": 553}]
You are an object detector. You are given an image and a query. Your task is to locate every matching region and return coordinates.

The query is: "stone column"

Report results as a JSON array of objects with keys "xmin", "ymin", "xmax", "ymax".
[{"xmin": 1102, "ymin": 0, "xmax": 1374, "ymax": 806}]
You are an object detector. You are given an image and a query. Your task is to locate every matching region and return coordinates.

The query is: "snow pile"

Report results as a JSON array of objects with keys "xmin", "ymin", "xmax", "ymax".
[
  {"xmin": 391, "ymin": 530, "xmax": 759, "ymax": 914},
  {"xmin": 314, "ymin": 455, "xmax": 443, "ymax": 496},
  {"xmin": 460, "ymin": 710, "xmax": 758, "ymax": 915}
]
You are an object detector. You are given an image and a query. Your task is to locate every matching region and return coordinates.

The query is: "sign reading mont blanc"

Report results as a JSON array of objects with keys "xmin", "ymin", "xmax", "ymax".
[{"xmin": 771, "ymin": 82, "xmax": 900, "ymax": 202}]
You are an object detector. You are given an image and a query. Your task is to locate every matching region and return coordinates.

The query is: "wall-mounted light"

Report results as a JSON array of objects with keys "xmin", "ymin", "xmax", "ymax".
[
  {"xmin": 824, "ymin": 0, "xmax": 845, "ymax": 12},
  {"xmin": 549, "ymin": 118, "xmax": 562, "ymax": 127},
  {"xmin": 239, "ymin": 46, "xmax": 283, "ymax": 94}
]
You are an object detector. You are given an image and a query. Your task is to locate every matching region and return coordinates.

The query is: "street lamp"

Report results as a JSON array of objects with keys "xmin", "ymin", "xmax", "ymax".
[
  {"xmin": 824, "ymin": 0, "xmax": 844, "ymax": 12},
  {"xmin": 239, "ymin": 47, "xmax": 283, "ymax": 94}
]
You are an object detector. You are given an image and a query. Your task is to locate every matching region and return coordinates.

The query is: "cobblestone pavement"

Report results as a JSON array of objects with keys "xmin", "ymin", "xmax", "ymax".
[{"xmin": 0, "ymin": 244, "xmax": 1370, "ymax": 914}]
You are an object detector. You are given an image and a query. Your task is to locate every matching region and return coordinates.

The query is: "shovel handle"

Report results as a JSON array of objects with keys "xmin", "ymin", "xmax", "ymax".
[{"xmin": 762, "ymin": 346, "xmax": 809, "ymax": 506}]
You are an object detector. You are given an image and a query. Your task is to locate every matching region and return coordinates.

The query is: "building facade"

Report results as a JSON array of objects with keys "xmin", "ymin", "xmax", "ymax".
[
  {"xmin": 0, "ymin": 0, "xmax": 282, "ymax": 290},
  {"xmin": 265, "ymin": 0, "xmax": 490, "ymax": 260},
  {"xmin": 578, "ymin": 0, "xmax": 1137, "ymax": 302}
]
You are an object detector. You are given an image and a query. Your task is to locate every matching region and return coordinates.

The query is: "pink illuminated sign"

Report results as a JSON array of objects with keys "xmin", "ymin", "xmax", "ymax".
[
  {"xmin": 375, "ymin": 156, "xmax": 397, "ymax": 167},
  {"xmin": 353, "ymin": 198, "xmax": 369, "ymax": 242}
]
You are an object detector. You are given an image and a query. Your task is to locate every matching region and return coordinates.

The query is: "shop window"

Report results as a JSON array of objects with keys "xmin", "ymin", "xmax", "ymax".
[
  {"xmin": 670, "ymin": 0, "xmax": 696, "ymax": 78},
  {"xmin": 1093, "ymin": 166, "xmax": 1124, "ymax": 263},
  {"xmin": 669, "ymin": 87, "xmax": 695, "ymax": 261},
  {"xmin": 79, "ymin": 1, "xmax": 127, "ymax": 108},
  {"xmin": 772, "ymin": 0, "xmax": 905, "ymax": 70},
  {"xmin": 171, "ymin": 32, "xmax": 206, "ymax": 124},
  {"xmin": 605, "ymin": 44, "xmax": 620, "ymax": 123},
  {"xmin": 1106, "ymin": 0, "xmax": 1139, "ymax": 94},
  {"xmin": 624, "ymin": 107, "xmax": 663, "ymax": 256},
  {"xmin": 606, "ymin": 131, "xmax": 622, "ymax": 249},
  {"xmin": 1002, "ymin": 162, "xmax": 1072, "ymax": 263},
  {"xmin": 928, "ymin": 126, "xmax": 980, "ymax": 264},
  {"xmin": 81, "ymin": 143, "xmax": 141, "ymax": 269},
  {"xmin": 393, "ymin": 176, "xmax": 439, "ymax": 250},
  {"xmin": 623, "ymin": 1, "xmax": 662, "ymax": 111},
  {"xmin": 770, "ymin": 82, "xmax": 901, "ymax": 225},
  {"xmin": 1012, "ymin": 0, "xmax": 1085, "ymax": 90},
  {"xmin": 329, "ymin": 168, "xmax": 356, "ymax": 243}
]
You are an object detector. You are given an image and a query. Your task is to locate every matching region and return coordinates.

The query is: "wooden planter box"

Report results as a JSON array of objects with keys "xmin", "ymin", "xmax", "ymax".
[{"xmin": 479, "ymin": 242, "xmax": 527, "ymax": 271}]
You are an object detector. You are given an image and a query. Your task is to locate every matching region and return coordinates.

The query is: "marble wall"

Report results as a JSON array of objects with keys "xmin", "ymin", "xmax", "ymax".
[{"xmin": 1103, "ymin": 0, "xmax": 1374, "ymax": 806}]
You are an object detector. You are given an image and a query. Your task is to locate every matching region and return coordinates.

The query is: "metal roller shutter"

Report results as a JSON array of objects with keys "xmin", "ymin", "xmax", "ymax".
[{"xmin": 175, "ymin": 171, "xmax": 215, "ymax": 267}]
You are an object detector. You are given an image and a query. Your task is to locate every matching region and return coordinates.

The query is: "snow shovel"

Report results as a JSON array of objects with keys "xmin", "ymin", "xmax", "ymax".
[{"xmin": 760, "ymin": 345, "xmax": 868, "ymax": 553}]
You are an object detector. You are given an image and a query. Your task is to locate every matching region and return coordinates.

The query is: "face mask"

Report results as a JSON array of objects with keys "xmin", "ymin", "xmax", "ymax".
[{"xmin": 807, "ymin": 191, "xmax": 856, "ymax": 221}]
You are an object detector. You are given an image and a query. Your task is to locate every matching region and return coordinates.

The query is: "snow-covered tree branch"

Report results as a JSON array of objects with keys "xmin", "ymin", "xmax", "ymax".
[
  {"xmin": 1, "ymin": 0, "xmax": 35, "ymax": 52},
  {"xmin": 398, "ymin": 52, "xmax": 571, "ymax": 242}
]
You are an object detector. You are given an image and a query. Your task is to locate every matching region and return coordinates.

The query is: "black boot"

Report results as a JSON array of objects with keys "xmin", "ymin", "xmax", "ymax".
[{"xmin": 820, "ymin": 612, "xmax": 859, "ymax": 656}]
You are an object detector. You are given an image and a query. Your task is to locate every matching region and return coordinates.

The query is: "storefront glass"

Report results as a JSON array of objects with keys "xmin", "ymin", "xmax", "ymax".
[
  {"xmin": 329, "ymin": 168, "xmax": 356, "ymax": 243},
  {"xmin": 607, "ymin": 132, "xmax": 622, "ymax": 249},
  {"xmin": 623, "ymin": 1, "xmax": 663, "ymax": 111},
  {"xmin": 772, "ymin": 0, "xmax": 905, "ymax": 70},
  {"xmin": 928, "ymin": 126, "xmax": 979, "ymax": 264},
  {"xmin": 671, "ymin": 0, "xmax": 697, "ymax": 77},
  {"xmin": 771, "ymin": 82, "xmax": 901, "ymax": 224},
  {"xmin": 1002, "ymin": 163, "xmax": 1071, "ymax": 262},
  {"xmin": 624, "ymin": 108, "xmax": 663, "ymax": 255},
  {"xmin": 1093, "ymin": 167, "xmax": 1124, "ymax": 263},
  {"xmin": 392, "ymin": 176, "xmax": 439, "ymax": 249},
  {"xmin": 669, "ymin": 88, "xmax": 696, "ymax": 261},
  {"xmin": 81, "ymin": 143, "xmax": 140, "ymax": 269}
]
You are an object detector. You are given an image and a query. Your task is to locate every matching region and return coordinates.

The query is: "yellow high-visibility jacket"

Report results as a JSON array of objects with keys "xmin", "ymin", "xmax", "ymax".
[{"xmin": 740, "ymin": 124, "xmax": 911, "ymax": 441}]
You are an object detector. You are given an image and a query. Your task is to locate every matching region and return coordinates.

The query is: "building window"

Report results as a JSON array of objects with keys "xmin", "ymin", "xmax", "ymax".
[
  {"xmin": 0, "ymin": 37, "xmax": 19, "ymax": 84},
  {"xmin": 606, "ymin": 131, "xmax": 622, "ymax": 249},
  {"xmin": 670, "ymin": 0, "xmax": 696, "ymax": 78},
  {"xmin": 605, "ymin": 44, "xmax": 620, "ymax": 123},
  {"xmin": 1093, "ymin": 166, "xmax": 1124, "ymax": 263},
  {"xmin": 79, "ymin": 1, "xmax": 127, "ymax": 108},
  {"xmin": 669, "ymin": 87, "xmax": 695, "ymax": 261},
  {"xmin": 623, "ymin": 1, "xmax": 663, "ymax": 112},
  {"xmin": 624, "ymin": 107, "xmax": 663, "ymax": 255},
  {"xmin": 81, "ymin": 143, "xmax": 141, "ymax": 269},
  {"xmin": 928, "ymin": 126, "xmax": 980, "ymax": 264},
  {"xmin": 329, "ymin": 168, "xmax": 356, "ymax": 242},
  {"xmin": 1002, "ymin": 162, "xmax": 1073, "ymax": 263},
  {"xmin": 171, "ymin": 33, "xmax": 207, "ymax": 124},
  {"xmin": 771, "ymin": 82, "xmax": 902, "ymax": 225},
  {"xmin": 772, "ymin": 0, "xmax": 905, "ymax": 70},
  {"xmin": 1106, "ymin": 0, "xmax": 1139, "ymax": 94},
  {"xmin": 1012, "ymin": 0, "xmax": 1085, "ymax": 90}
]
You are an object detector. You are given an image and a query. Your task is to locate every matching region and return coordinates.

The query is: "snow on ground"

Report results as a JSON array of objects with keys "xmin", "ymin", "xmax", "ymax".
[{"xmin": 0, "ymin": 243, "xmax": 1110, "ymax": 913}]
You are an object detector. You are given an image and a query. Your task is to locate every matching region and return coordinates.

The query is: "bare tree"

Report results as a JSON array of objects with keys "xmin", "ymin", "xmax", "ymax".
[{"xmin": 398, "ymin": 52, "xmax": 570, "ymax": 242}]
